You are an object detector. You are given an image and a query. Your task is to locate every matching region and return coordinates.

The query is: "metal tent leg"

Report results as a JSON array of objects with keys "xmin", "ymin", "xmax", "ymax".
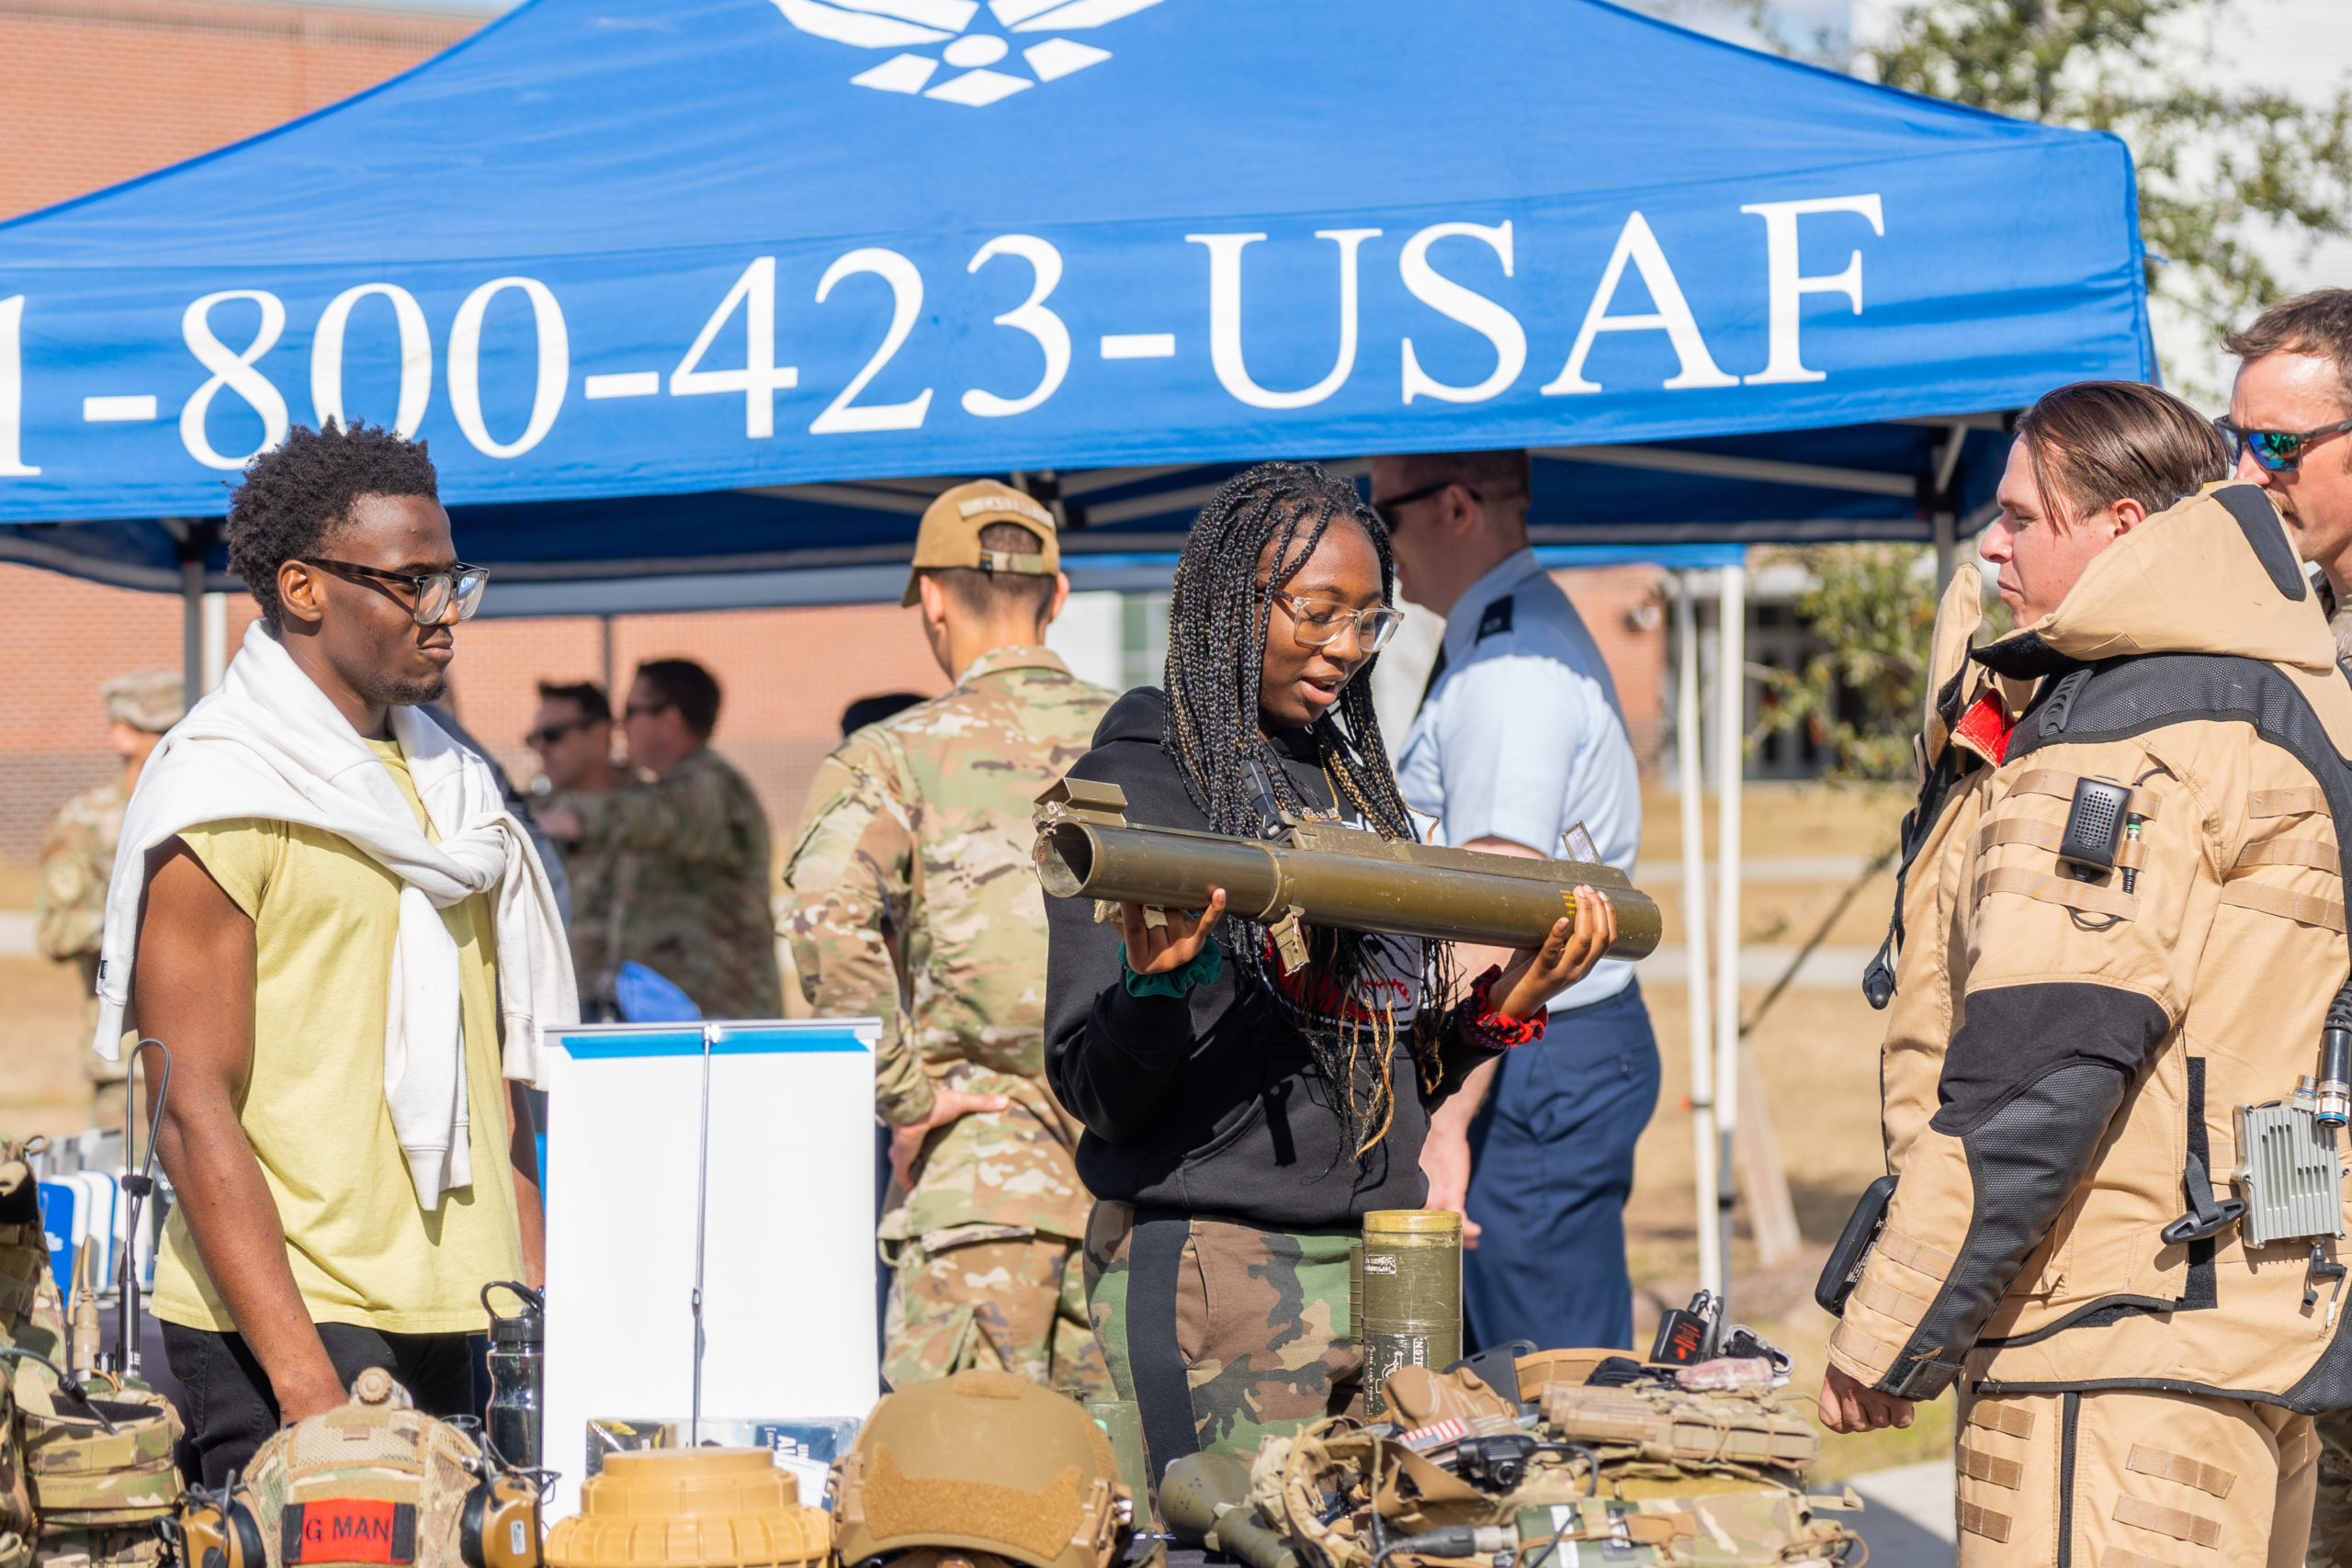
[
  {"xmin": 1711, "ymin": 562, "xmax": 1745, "ymax": 1309},
  {"xmin": 1675, "ymin": 573, "xmax": 1720, "ymax": 1298}
]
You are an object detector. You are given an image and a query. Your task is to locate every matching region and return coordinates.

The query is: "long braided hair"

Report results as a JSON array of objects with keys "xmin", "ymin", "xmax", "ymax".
[{"xmin": 1163, "ymin": 461, "xmax": 1457, "ymax": 1157}]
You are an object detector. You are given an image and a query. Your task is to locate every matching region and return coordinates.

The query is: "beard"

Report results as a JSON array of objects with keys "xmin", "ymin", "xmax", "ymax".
[{"xmin": 364, "ymin": 668, "xmax": 448, "ymax": 708}]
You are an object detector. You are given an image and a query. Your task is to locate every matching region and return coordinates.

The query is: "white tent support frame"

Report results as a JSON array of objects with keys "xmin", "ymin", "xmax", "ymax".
[
  {"xmin": 1713, "ymin": 566, "xmax": 1746, "ymax": 1306},
  {"xmin": 1673, "ymin": 565, "xmax": 1754, "ymax": 1310}
]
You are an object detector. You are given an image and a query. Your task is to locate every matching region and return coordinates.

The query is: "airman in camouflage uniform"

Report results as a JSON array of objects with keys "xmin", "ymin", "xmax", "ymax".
[
  {"xmin": 785, "ymin": 478, "xmax": 1112, "ymax": 1397},
  {"xmin": 1083, "ymin": 1202, "xmax": 1359, "ymax": 1465},
  {"xmin": 35, "ymin": 672, "xmax": 182, "ymax": 1126},
  {"xmin": 550, "ymin": 743, "xmax": 783, "ymax": 1021},
  {"xmin": 786, "ymin": 643, "xmax": 1111, "ymax": 1395}
]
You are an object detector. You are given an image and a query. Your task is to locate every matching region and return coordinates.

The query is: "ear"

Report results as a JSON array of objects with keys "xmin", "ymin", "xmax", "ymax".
[
  {"xmin": 1041, "ymin": 571, "xmax": 1070, "ymax": 628},
  {"xmin": 277, "ymin": 559, "xmax": 327, "ymax": 626},
  {"xmin": 916, "ymin": 573, "xmax": 951, "ymax": 632},
  {"xmin": 1442, "ymin": 482, "xmax": 1482, "ymax": 536},
  {"xmin": 2109, "ymin": 496, "xmax": 2151, "ymax": 535}
]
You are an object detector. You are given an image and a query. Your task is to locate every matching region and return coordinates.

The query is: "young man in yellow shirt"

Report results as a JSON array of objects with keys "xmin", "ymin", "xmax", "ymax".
[{"xmin": 128, "ymin": 424, "xmax": 554, "ymax": 1485}]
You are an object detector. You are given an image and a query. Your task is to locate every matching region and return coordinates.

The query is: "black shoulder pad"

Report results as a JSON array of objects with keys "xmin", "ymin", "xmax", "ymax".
[{"xmin": 2212, "ymin": 483, "xmax": 2307, "ymax": 601}]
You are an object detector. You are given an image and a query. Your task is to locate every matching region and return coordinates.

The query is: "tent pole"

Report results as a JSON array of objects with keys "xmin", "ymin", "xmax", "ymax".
[
  {"xmin": 1675, "ymin": 574, "xmax": 1720, "ymax": 1297},
  {"xmin": 601, "ymin": 615, "xmax": 616, "ymax": 697},
  {"xmin": 1933, "ymin": 509, "xmax": 1956, "ymax": 592},
  {"xmin": 181, "ymin": 557, "xmax": 204, "ymax": 708},
  {"xmin": 1711, "ymin": 561, "xmax": 1746, "ymax": 1308}
]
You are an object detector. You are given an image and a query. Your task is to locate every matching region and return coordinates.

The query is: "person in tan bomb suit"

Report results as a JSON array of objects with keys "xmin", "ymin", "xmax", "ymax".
[{"xmin": 1823, "ymin": 380, "xmax": 2352, "ymax": 1567}]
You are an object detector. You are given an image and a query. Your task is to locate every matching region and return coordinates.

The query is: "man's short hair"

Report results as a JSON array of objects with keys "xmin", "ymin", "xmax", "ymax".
[
  {"xmin": 635, "ymin": 659, "xmax": 721, "ymax": 739},
  {"xmin": 921, "ymin": 522, "xmax": 1058, "ymax": 621},
  {"xmin": 226, "ymin": 422, "xmax": 439, "ymax": 626},
  {"xmin": 1382, "ymin": 449, "xmax": 1532, "ymax": 503},
  {"xmin": 2224, "ymin": 289, "xmax": 2352, "ymax": 409},
  {"xmin": 2015, "ymin": 381, "xmax": 2229, "ymax": 530},
  {"xmin": 537, "ymin": 681, "xmax": 611, "ymax": 725}
]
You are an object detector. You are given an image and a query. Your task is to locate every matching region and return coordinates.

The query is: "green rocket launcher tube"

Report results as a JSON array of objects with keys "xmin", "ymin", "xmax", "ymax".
[{"xmin": 1032, "ymin": 777, "xmax": 1662, "ymax": 962}]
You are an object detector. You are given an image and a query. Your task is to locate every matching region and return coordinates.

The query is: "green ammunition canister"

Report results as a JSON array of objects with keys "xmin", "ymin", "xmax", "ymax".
[
  {"xmin": 1348, "ymin": 1239, "xmax": 1363, "ymax": 1345},
  {"xmin": 1359, "ymin": 1209, "xmax": 1462, "ymax": 1416}
]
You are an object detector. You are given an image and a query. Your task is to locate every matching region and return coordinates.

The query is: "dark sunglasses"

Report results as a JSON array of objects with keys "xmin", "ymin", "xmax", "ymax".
[
  {"xmin": 2215, "ymin": 415, "xmax": 2352, "ymax": 474},
  {"xmin": 526, "ymin": 718, "xmax": 596, "ymax": 749},
  {"xmin": 624, "ymin": 699, "xmax": 674, "ymax": 720},
  {"xmin": 1372, "ymin": 479, "xmax": 1480, "ymax": 533},
  {"xmin": 304, "ymin": 558, "xmax": 489, "ymax": 625}
]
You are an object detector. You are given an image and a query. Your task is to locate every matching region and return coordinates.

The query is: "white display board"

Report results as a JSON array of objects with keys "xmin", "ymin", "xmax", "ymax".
[{"xmin": 541, "ymin": 1019, "xmax": 879, "ymax": 1521}]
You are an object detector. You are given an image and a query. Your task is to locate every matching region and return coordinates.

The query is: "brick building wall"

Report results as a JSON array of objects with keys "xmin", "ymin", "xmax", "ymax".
[
  {"xmin": 0, "ymin": 0, "xmax": 483, "ymax": 221},
  {"xmin": 0, "ymin": 0, "xmax": 1670, "ymax": 865}
]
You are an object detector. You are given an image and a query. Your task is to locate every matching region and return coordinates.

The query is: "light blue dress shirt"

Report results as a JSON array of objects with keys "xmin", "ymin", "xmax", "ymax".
[{"xmin": 1396, "ymin": 548, "xmax": 1643, "ymax": 1010}]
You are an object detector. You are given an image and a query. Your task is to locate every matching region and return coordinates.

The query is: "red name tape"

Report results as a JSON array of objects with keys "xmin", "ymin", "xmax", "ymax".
[{"xmin": 282, "ymin": 1500, "xmax": 417, "ymax": 1566}]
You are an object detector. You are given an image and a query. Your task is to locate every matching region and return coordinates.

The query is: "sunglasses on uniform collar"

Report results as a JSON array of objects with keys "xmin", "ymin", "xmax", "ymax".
[{"xmin": 2214, "ymin": 414, "xmax": 2352, "ymax": 474}]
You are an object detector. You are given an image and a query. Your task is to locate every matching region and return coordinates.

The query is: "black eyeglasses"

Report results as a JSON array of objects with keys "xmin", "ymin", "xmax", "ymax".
[
  {"xmin": 1372, "ymin": 479, "xmax": 1480, "ymax": 533},
  {"xmin": 2215, "ymin": 415, "xmax": 2352, "ymax": 475},
  {"xmin": 304, "ymin": 558, "xmax": 489, "ymax": 625},
  {"xmin": 526, "ymin": 718, "xmax": 595, "ymax": 749}
]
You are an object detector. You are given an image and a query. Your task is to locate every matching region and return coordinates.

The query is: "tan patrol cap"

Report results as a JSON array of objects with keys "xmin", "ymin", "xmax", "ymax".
[
  {"xmin": 902, "ymin": 479, "xmax": 1060, "ymax": 607},
  {"xmin": 102, "ymin": 671, "xmax": 184, "ymax": 734}
]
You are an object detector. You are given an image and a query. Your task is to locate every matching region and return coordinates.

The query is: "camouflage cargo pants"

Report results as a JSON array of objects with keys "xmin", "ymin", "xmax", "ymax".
[
  {"xmin": 1084, "ymin": 1201, "xmax": 1360, "ymax": 1476},
  {"xmin": 2311, "ymin": 1409, "xmax": 2352, "ymax": 1565},
  {"xmin": 882, "ymin": 1227, "xmax": 1107, "ymax": 1399}
]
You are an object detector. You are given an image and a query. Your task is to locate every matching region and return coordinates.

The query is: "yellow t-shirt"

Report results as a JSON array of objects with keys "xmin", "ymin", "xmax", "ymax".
[{"xmin": 150, "ymin": 738, "xmax": 521, "ymax": 1336}]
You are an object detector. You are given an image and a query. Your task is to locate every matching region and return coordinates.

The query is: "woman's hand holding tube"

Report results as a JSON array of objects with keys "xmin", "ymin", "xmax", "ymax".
[
  {"xmin": 1491, "ymin": 887, "xmax": 1614, "ymax": 1019},
  {"xmin": 1118, "ymin": 887, "xmax": 1228, "ymax": 975}
]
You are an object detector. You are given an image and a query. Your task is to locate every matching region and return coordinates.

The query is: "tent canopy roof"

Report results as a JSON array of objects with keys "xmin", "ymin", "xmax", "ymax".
[{"xmin": 0, "ymin": 0, "xmax": 2145, "ymax": 599}]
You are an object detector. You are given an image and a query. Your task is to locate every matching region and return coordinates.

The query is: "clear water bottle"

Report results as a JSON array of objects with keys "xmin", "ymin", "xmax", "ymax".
[{"xmin": 482, "ymin": 1281, "xmax": 544, "ymax": 1470}]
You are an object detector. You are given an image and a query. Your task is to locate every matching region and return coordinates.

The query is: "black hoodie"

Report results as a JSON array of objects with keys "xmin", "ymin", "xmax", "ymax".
[{"xmin": 1042, "ymin": 688, "xmax": 1498, "ymax": 1229}]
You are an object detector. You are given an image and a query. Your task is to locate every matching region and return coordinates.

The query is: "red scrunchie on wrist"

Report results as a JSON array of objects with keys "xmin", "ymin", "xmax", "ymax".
[{"xmin": 1464, "ymin": 964, "xmax": 1547, "ymax": 1049}]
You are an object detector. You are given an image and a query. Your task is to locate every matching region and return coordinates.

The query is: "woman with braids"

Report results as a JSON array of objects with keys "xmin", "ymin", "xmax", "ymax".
[{"xmin": 1044, "ymin": 460, "xmax": 1614, "ymax": 1471}]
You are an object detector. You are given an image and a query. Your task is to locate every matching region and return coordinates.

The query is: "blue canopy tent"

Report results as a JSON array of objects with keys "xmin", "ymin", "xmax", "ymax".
[
  {"xmin": 0, "ymin": 0, "xmax": 2143, "ymax": 603},
  {"xmin": 0, "ymin": 0, "xmax": 2151, "ymax": 1296}
]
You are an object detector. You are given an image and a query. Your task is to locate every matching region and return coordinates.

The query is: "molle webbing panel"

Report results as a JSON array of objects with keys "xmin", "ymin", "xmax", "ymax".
[{"xmin": 2002, "ymin": 652, "xmax": 2352, "ymax": 1412}]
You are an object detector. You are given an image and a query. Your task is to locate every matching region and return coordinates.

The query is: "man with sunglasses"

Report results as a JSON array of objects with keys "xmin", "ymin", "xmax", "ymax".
[
  {"xmin": 2224, "ymin": 291, "xmax": 2352, "ymax": 668},
  {"xmin": 1368, "ymin": 448, "xmax": 1654, "ymax": 1356},
  {"xmin": 2223, "ymin": 290, "xmax": 2352, "ymax": 1568},
  {"xmin": 102, "ymin": 423, "xmax": 570, "ymax": 1484},
  {"xmin": 537, "ymin": 660, "xmax": 783, "ymax": 1022}
]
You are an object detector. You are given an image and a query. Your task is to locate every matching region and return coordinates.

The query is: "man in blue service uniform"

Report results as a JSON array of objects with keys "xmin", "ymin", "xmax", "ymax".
[{"xmin": 1372, "ymin": 448, "xmax": 1657, "ymax": 1352}]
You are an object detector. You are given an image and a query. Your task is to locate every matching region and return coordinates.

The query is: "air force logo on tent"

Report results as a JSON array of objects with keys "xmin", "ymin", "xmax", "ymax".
[{"xmin": 774, "ymin": 0, "xmax": 1165, "ymax": 105}]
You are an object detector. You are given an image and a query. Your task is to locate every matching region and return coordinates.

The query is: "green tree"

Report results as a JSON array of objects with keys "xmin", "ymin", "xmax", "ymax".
[
  {"xmin": 1673, "ymin": 0, "xmax": 2346, "ymax": 771},
  {"xmin": 1757, "ymin": 546, "xmax": 1940, "ymax": 779},
  {"xmin": 1868, "ymin": 0, "xmax": 2352, "ymax": 357}
]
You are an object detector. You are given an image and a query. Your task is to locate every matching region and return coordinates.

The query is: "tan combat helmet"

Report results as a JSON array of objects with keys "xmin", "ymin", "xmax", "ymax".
[{"xmin": 831, "ymin": 1372, "xmax": 1132, "ymax": 1568}]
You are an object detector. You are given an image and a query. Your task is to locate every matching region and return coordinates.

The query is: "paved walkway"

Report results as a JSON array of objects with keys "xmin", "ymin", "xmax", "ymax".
[{"xmin": 1847, "ymin": 1461, "xmax": 1957, "ymax": 1568}]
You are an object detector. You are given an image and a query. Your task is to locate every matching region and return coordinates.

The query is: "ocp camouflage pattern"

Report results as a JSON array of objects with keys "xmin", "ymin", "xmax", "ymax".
[
  {"xmin": 784, "ymin": 648, "xmax": 1109, "ymax": 1243},
  {"xmin": 551, "ymin": 744, "xmax": 783, "ymax": 1021},
  {"xmin": 882, "ymin": 1231, "xmax": 1105, "ymax": 1397},
  {"xmin": 34, "ymin": 783, "xmax": 130, "ymax": 1106}
]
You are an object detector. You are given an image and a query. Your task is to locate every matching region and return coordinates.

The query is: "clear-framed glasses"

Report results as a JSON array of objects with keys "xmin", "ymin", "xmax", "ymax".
[
  {"xmin": 303, "ymin": 558, "xmax": 489, "ymax": 625},
  {"xmin": 1272, "ymin": 590, "xmax": 1405, "ymax": 653},
  {"xmin": 2214, "ymin": 415, "xmax": 2352, "ymax": 475}
]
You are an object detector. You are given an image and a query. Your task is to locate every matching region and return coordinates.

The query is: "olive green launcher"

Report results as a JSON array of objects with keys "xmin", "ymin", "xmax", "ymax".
[{"xmin": 1031, "ymin": 778, "xmax": 1661, "ymax": 961}]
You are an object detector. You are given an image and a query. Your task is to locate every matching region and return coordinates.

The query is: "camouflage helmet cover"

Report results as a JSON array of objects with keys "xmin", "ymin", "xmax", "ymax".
[{"xmin": 831, "ymin": 1372, "xmax": 1130, "ymax": 1568}]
